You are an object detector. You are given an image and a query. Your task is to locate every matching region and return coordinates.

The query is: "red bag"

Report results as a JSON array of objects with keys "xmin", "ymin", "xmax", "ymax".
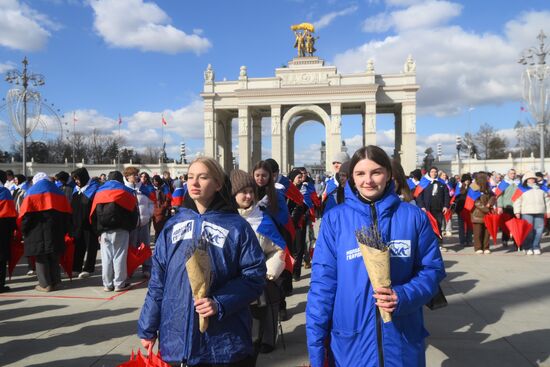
[
  {"xmin": 59, "ymin": 235, "xmax": 75, "ymax": 279},
  {"xmin": 127, "ymin": 243, "xmax": 153, "ymax": 277},
  {"xmin": 8, "ymin": 230, "xmax": 24, "ymax": 279}
]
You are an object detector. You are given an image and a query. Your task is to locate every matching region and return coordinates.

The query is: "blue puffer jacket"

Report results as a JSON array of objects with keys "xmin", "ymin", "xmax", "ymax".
[
  {"xmin": 138, "ymin": 207, "xmax": 266, "ymax": 365},
  {"xmin": 306, "ymin": 182, "xmax": 446, "ymax": 367}
]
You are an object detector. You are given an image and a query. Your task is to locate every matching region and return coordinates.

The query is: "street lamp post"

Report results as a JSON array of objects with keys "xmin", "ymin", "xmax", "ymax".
[
  {"xmin": 519, "ymin": 30, "xmax": 550, "ymax": 172},
  {"xmin": 5, "ymin": 57, "xmax": 45, "ymax": 176}
]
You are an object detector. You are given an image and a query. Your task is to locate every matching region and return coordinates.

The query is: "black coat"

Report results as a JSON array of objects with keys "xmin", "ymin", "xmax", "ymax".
[
  {"xmin": 92, "ymin": 202, "xmax": 138, "ymax": 234},
  {"xmin": 0, "ymin": 217, "xmax": 16, "ymax": 262},
  {"xmin": 71, "ymin": 191, "xmax": 95, "ymax": 239},
  {"xmin": 416, "ymin": 180, "xmax": 450, "ymax": 212},
  {"xmin": 22, "ymin": 209, "xmax": 71, "ymax": 257}
]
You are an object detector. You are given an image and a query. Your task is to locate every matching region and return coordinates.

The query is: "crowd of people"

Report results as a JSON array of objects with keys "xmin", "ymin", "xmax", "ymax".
[
  {"xmin": 3, "ymin": 147, "xmax": 546, "ymax": 366},
  {"xmin": 407, "ymin": 167, "xmax": 550, "ymax": 255}
]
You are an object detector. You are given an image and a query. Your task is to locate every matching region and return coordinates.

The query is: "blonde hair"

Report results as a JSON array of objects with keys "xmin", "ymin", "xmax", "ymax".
[{"xmin": 189, "ymin": 157, "xmax": 225, "ymax": 187}]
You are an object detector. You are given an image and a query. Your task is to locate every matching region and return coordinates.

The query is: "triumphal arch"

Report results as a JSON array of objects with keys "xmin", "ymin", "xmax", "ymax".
[{"xmin": 201, "ymin": 24, "xmax": 419, "ymax": 173}]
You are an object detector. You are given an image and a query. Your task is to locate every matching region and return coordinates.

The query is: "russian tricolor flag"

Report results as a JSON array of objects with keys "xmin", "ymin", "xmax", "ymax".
[
  {"xmin": 0, "ymin": 187, "xmax": 17, "ymax": 218},
  {"xmin": 277, "ymin": 174, "xmax": 303, "ymax": 205},
  {"xmin": 463, "ymin": 188, "xmax": 481, "ymax": 211},
  {"xmin": 407, "ymin": 178, "xmax": 417, "ymax": 191},
  {"xmin": 413, "ymin": 175, "xmax": 432, "ymax": 198},
  {"xmin": 73, "ymin": 179, "xmax": 100, "ymax": 200},
  {"xmin": 511, "ymin": 185, "xmax": 531, "ymax": 202},
  {"xmin": 138, "ymin": 183, "xmax": 157, "ymax": 203},
  {"xmin": 18, "ymin": 179, "xmax": 72, "ymax": 221},
  {"xmin": 494, "ymin": 181, "xmax": 510, "ymax": 197},
  {"xmin": 90, "ymin": 180, "xmax": 137, "ymax": 221},
  {"xmin": 171, "ymin": 184, "xmax": 187, "ymax": 207}
]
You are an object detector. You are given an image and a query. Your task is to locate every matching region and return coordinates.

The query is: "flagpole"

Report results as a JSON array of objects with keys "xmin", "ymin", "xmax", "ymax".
[{"xmin": 161, "ymin": 114, "xmax": 165, "ymax": 163}]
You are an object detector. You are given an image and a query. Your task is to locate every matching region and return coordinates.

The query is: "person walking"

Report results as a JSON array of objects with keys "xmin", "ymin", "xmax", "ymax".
[
  {"xmin": 306, "ymin": 146, "xmax": 445, "ymax": 367},
  {"xmin": 455, "ymin": 174, "xmax": 473, "ymax": 246},
  {"xmin": 470, "ymin": 173, "xmax": 496, "ymax": 254},
  {"xmin": 19, "ymin": 173, "xmax": 72, "ymax": 292},
  {"xmin": 513, "ymin": 171, "xmax": 550, "ymax": 255},
  {"xmin": 138, "ymin": 157, "xmax": 266, "ymax": 366},
  {"xmin": 70, "ymin": 168, "xmax": 100, "ymax": 279},
  {"xmin": 90, "ymin": 171, "xmax": 138, "ymax": 292}
]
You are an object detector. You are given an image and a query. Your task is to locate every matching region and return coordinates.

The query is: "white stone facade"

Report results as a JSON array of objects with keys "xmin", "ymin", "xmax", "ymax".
[{"xmin": 201, "ymin": 56, "xmax": 419, "ymax": 173}]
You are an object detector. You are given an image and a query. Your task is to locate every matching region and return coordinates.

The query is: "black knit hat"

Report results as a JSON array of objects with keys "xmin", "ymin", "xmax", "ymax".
[
  {"xmin": 230, "ymin": 169, "xmax": 255, "ymax": 196},
  {"xmin": 55, "ymin": 171, "xmax": 70, "ymax": 183}
]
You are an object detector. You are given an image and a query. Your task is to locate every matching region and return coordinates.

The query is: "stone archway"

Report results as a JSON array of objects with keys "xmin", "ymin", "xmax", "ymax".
[
  {"xmin": 281, "ymin": 104, "xmax": 335, "ymax": 173},
  {"xmin": 202, "ymin": 56, "xmax": 418, "ymax": 174}
]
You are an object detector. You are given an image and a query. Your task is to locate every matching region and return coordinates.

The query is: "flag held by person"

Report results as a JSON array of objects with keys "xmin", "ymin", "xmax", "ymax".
[
  {"xmin": 494, "ymin": 181, "xmax": 510, "ymax": 197},
  {"xmin": 413, "ymin": 175, "xmax": 431, "ymax": 198},
  {"xmin": 463, "ymin": 188, "xmax": 481, "ymax": 212}
]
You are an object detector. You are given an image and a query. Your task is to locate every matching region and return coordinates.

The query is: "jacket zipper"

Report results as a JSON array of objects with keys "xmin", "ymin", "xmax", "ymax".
[{"xmin": 369, "ymin": 202, "xmax": 385, "ymax": 367}]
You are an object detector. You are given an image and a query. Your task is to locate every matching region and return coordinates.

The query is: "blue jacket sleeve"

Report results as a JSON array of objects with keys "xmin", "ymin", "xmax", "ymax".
[
  {"xmin": 212, "ymin": 223, "xmax": 266, "ymax": 320},
  {"xmin": 306, "ymin": 218, "xmax": 338, "ymax": 367},
  {"xmin": 137, "ymin": 228, "xmax": 168, "ymax": 340},
  {"xmin": 392, "ymin": 213, "xmax": 446, "ymax": 316}
]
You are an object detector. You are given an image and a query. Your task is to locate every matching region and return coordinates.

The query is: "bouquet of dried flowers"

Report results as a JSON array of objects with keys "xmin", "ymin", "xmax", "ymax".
[
  {"xmin": 355, "ymin": 224, "xmax": 392, "ymax": 323},
  {"xmin": 185, "ymin": 236, "xmax": 212, "ymax": 333}
]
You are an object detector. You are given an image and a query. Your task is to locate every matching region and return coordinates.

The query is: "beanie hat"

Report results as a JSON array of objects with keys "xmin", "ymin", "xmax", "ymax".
[
  {"xmin": 264, "ymin": 158, "xmax": 279, "ymax": 174},
  {"xmin": 0, "ymin": 170, "xmax": 6, "ymax": 184},
  {"xmin": 411, "ymin": 169, "xmax": 422, "ymax": 181},
  {"xmin": 332, "ymin": 152, "xmax": 350, "ymax": 164},
  {"xmin": 288, "ymin": 168, "xmax": 302, "ymax": 182},
  {"xmin": 461, "ymin": 173, "xmax": 472, "ymax": 183},
  {"xmin": 107, "ymin": 171, "xmax": 124, "ymax": 183},
  {"xmin": 32, "ymin": 172, "xmax": 49, "ymax": 185},
  {"xmin": 71, "ymin": 168, "xmax": 90, "ymax": 187},
  {"xmin": 230, "ymin": 169, "xmax": 255, "ymax": 196}
]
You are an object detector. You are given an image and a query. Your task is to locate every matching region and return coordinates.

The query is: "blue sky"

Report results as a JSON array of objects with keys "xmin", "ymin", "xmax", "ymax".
[{"xmin": 0, "ymin": 0, "xmax": 549, "ymax": 166}]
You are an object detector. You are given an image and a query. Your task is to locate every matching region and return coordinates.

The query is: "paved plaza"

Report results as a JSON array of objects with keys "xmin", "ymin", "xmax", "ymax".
[{"xmin": 1, "ymin": 234, "xmax": 549, "ymax": 367}]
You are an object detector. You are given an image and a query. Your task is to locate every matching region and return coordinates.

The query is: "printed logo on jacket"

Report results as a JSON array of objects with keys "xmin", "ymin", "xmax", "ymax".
[
  {"xmin": 172, "ymin": 220, "xmax": 194, "ymax": 243},
  {"xmin": 201, "ymin": 221, "xmax": 229, "ymax": 248},
  {"xmin": 389, "ymin": 240, "xmax": 411, "ymax": 257}
]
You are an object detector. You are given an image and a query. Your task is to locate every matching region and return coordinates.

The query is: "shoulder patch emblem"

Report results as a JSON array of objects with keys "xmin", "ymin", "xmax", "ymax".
[
  {"xmin": 202, "ymin": 221, "xmax": 229, "ymax": 248},
  {"xmin": 172, "ymin": 220, "xmax": 194, "ymax": 243}
]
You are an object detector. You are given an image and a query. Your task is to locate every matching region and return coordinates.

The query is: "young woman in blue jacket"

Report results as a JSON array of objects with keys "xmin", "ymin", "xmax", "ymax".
[
  {"xmin": 306, "ymin": 146, "xmax": 446, "ymax": 367},
  {"xmin": 138, "ymin": 157, "xmax": 266, "ymax": 366}
]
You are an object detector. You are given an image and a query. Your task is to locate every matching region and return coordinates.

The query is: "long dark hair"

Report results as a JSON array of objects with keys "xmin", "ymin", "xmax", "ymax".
[
  {"xmin": 348, "ymin": 145, "xmax": 393, "ymax": 190},
  {"xmin": 392, "ymin": 159, "xmax": 413, "ymax": 202},
  {"xmin": 252, "ymin": 160, "xmax": 278, "ymax": 214}
]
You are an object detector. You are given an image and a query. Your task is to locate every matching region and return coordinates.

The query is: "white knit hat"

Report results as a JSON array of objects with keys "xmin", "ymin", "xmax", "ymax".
[{"xmin": 32, "ymin": 172, "xmax": 49, "ymax": 184}]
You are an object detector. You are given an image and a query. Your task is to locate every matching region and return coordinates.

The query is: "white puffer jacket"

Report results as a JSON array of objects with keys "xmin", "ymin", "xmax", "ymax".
[
  {"xmin": 513, "ymin": 184, "xmax": 550, "ymax": 215},
  {"xmin": 125, "ymin": 181, "xmax": 154, "ymax": 226}
]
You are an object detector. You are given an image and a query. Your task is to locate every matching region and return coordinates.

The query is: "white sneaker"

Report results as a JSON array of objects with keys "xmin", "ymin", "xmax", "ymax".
[
  {"xmin": 78, "ymin": 271, "xmax": 90, "ymax": 279},
  {"xmin": 483, "ymin": 250, "xmax": 491, "ymax": 254},
  {"xmin": 526, "ymin": 249, "xmax": 534, "ymax": 255},
  {"xmin": 439, "ymin": 246, "xmax": 448, "ymax": 253},
  {"xmin": 475, "ymin": 250, "xmax": 483, "ymax": 254},
  {"xmin": 26, "ymin": 270, "xmax": 35, "ymax": 276},
  {"xmin": 533, "ymin": 249, "xmax": 541, "ymax": 255}
]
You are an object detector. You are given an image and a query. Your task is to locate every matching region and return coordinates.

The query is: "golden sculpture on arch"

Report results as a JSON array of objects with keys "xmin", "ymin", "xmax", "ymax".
[{"xmin": 291, "ymin": 23, "xmax": 318, "ymax": 57}]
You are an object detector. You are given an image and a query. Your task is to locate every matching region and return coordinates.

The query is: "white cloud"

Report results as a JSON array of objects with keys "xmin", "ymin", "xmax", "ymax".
[
  {"xmin": 0, "ymin": 0, "xmax": 59, "ymax": 51},
  {"xmin": 90, "ymin": 0, "xmax": 211, "ymax": 54},
  {"xmin": 363, "ymin": 1, "xmax": 462, "ymax": 33},
  {"xmin": 314, "ymin": 5, "xmax": 359, "ymax": 30},
  {"xmin": 334, "ymin": 6, "xmax": 550, "ymax": 116},
  {"xmin": 0, "ymin": 61, "xmax": 16, "ymax": 73}
]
